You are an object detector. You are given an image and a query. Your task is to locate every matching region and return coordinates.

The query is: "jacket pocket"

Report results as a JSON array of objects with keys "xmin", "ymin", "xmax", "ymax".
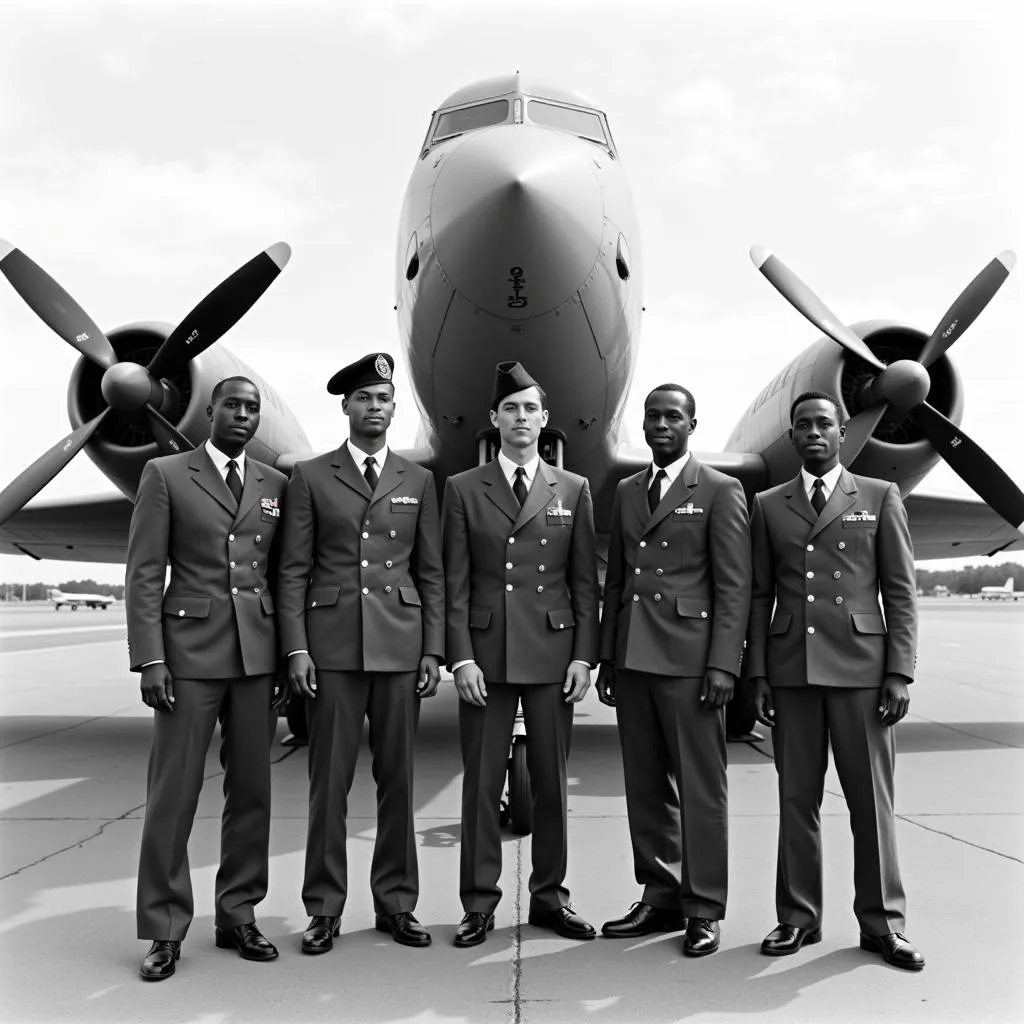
[
  {"xmin": 852, "ymin": 612, "xmax": 886, "ymax": 635},
  {"xmin": 399, "ymin": 587, "xmax": 421, "ymax": 606},
  {"xmin": 260, "ymin": 594, "xmax": 275, "ymax": 616},
  {"xmin": 675, "ymin": 597, "xmax": 710, "ymax": 620},
  {"xmin": 769, "ymin": 613, "xmax": 792, "ymax": 636},
  {"xmin": 306, "ymin": 585, "xmax": 341, "ymax": 610},
  {"xmin": 162, "ymin": 594, "xmax": 211, "ymax": 619},
  {"xmin": 548, "ymin": 608, "xmax": 575, "ymax": 631},
  {"xmin": 469, "ymin": 607, "xmax": 492, "ymax": 629}
]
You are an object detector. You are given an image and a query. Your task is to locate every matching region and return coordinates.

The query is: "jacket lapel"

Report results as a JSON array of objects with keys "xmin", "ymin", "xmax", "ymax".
[
  {"xmin": 784, "ymin": 475, "xmax": 817, "ymax": 528},
  {"xmin": 188, "ymin": 446, "xmax": 236, "ymax": 516},
  {"xmin": 332, "ymin": 444, "xmax": 373, "ymax": 500},
  {"xmin": 482, "ymin": 459, "xmax": 519, "ymax": 523},
  {"xmin": 514, "ymin": 460, "xmax": 557, "ymax": 532},
  {"xmin": 809, "ymin": 468, "xmax": 858, "ymax": 539},
  {"xmin": 232, "ymin": 459, "xmax": 264, "ymax": 527},
  {"xmin": 369, "ymin": 451, "xmax": 405, "ymax": 506},
  {"xmin": 644, "ymin": 455, "xmax": 700, "ymax": 535}
]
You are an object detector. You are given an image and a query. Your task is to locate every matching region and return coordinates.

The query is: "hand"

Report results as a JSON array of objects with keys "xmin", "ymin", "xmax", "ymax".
[
  {"xmin": 417, "ymin": 655, "xmax": 441, "ymax": 698},
  {"xmin": 751, "ymin": 676, "xmax": 775, "ymax": 728},
  {"xmin": 271, "ymin": 676, "xmax": 291, "ymax": 711},
  {"xmin": 878, "ymin": 675, "xmax": 910, "ymax": 726},
  {"xmin": 288, "ymin": 652, "xmax": 317, "ymax": 700},
  {"xmin": 596, "ymin": 662, "xmax": 616, "ymax": 707},
  {"xmin": 141, "ymin": 663, "xmax": 175, "ymax": 713},
  {"xmin": 453, "ymin": 662, "xmax": 487, "ymax": 706},
  {"xmin": 563, "ymin": 661, "xmax": 592, "ymax": 703},
  {"xmin": 700, "ymin": 668, "xmax": 735, "ymax": 709}
]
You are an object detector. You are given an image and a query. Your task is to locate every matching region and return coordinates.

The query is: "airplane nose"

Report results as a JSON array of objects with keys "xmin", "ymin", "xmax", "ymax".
[{"xmin": 430, "ymin": 126, "xmax": 604, "ymax": 318}]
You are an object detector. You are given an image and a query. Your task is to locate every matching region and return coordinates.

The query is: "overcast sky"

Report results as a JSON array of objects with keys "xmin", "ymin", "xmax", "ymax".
[{"xmin": 0, "ymin": 0, "xmax": 1021, "ymax": 584}]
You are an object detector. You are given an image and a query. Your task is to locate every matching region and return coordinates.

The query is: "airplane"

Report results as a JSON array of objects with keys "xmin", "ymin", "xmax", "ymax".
[
  {"xmin": 47, "ymin": 587, "xmax": 115, "ymax": 610},
  {"xmin": 978, "ymin": 577, "xmax": 1019, "ymax": 601},
  {"xmin": 1, "ymin": 73, "xmax": 1023, "ymax": 714}
]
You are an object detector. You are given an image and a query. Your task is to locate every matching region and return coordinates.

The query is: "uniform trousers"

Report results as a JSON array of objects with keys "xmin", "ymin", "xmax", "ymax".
[
  {"xmin": 137, "ymin": 674, "xmax": 276, "ymax": 940},
  {"xmin": 772, "ymin": 686, "xmax": 906, "ymax": 936},
  {"xmin": 302, "ymin": 670, "xmax": 420, "ymax": 918},
  {"xmin": 615, "ymin": 670, "xmax": 728, "ymax": 919},
  {"xmin": 459, "ymin": 681, "xmax": 573, "ymax": 915}
]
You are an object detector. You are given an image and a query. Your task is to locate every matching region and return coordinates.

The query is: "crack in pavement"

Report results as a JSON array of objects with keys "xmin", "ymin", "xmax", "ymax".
[{"xmin": 0, "ymin": 706, "xmax": 139, "ymax": 750}]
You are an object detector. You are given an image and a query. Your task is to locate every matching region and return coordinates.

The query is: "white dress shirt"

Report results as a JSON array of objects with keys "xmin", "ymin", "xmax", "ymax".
[
  {"xmin": 648, "ymin": 450, "xmax": 690, "ymax": 503},
  {"xmin": 347, "ymin": 439, "xmax": 390, "ymax": 478},
  {"xmin": 800, "ymin": 463, "xmax": 842, "ymax": 504}
]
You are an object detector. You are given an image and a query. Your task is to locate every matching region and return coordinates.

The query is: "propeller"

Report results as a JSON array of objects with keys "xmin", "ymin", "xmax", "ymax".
[
  {"xmin": 0, "ymin": 240, "xmax": 291, "ymax": 528},
  {"xmin": 750, "ymin": 245, "xmax": 1024, "ymax": 531}
]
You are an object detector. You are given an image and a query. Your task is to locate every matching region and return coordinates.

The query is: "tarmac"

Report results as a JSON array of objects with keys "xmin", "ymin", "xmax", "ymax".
[{"xmin": 0, "ymin": 598, "xmax": 1021, "ymax": 1023}]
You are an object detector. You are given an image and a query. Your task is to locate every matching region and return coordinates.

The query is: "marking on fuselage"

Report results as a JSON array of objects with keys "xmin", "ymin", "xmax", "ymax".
[{"xmin": 507, "ymin": 266, "xmax": 528, "ymax": 309}]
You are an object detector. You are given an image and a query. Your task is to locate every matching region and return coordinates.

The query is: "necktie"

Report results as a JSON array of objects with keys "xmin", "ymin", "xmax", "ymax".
[
  {"xmin": 226, "ymin": 460, "xmax": 243, "ymax": 505},
  {"xmin": 512, "ymin": 466, "xmax": 528, "ymax": 507},
  {"xmin": 648, "ymin": 469, "xmax": 667, "ymax": 514},
  {"xmin": 364, "ymin": 457, "xmax": 378, "ymax": 492},
  {"xmin": 811, "ymin": 478, "xmax": 826, "ymax": 516}
]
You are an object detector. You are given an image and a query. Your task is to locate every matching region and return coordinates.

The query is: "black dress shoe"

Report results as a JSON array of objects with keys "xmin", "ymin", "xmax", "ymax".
[
  {"xmin": 859, "ymin": 932, "xmax": 925, "ymax": 971},
  {"xmin": 760, "ymin": 922, "xmax": 822, "ymax": 956},
  {"xmin": 140, "ymin": 940, "xmax": 181, "ymax": 981},
  {"xmin": 682, "ymin": 917, "xmax": 721, "ymax": 957},
  {"xmin": 375, "ymin": 911, "xmax": 432, "ymax": 948},
  {"xmin": 454, "ymin": 911, "xmax": 495, "ymax": 948},
  {"xmin": 215, "ymin": 922, "xmax": 279, "ymax": 962},
  {"xmin": 601, "ymin": 902, "xmax": 687, "ymax": 938},
  {"xmin": 527, "ymin": 905, "xmax": 597, "ymax": 940},
  {"xmin": 301, "ymin": 915, "xmax": 341, "ymax": 955}
]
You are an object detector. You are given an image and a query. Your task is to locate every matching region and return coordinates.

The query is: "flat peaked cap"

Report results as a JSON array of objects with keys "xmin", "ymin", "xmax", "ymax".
[
  {"xmin": 327, "ymin": 352, "xmax": 395, "ymax": 396},
  {"xmin": 491, "ymin": 360, "xmax": 540, "ymax": 408}
]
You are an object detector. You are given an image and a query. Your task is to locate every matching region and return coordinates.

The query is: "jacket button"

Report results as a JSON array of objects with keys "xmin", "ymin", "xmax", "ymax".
[
  {"xmin": 311, "ymin": 601, "xmax": 317, "ymax": 608},
  {"xmin": 364, "ymin": 520, "xmax": 370, "ymax": 527},
  {"xmin": 835, "ymin": 596, "xmax": 844, "ymax": 605},
  {"xmin": 506, "ymin": 562, "xmax": 514, "ymax": 570},
  {"xmin": 252, "ymin": 561, "xmax": 258, "ymax": 569},
  {"xmin": 558, "ymin": 623, "xmax": 565, "ymax": 629},
  {"xmin": 838, "ymin": 541, "xmax": 846, "ymax": 550},
  {"xmin": 834, "ymin": 571, "xmax": 842, "ymax": 579},
  {"xmin": 362, "ymin": 531, "xmax": 369, "ymax": 539},
  {"xmin": 633, "ymin": 594, "xmax": 640, "ymax": 602},
  {"xmin": 361, "ymin": 559, "xmax": 369, "ymax": 567},
  {"xmin": 228, "ymin": 534, "xmax": 235, "ymax": 542},
  {"xmin": 506, "ymin": 584, "xmax": 513, "ymax": 592},
  {"xmin": 384, "ymin": 585, "xmax": 392, "ymax": 594},
  {"xmin": 255, "ymin": 534, "xmax": 262, "ymax": 543},
  {"xmin": 231, "ymin": 587, "xmax": 238, "ymax": 595},
  {"xmin": 540, "ymin": 538, "xmax": 547, "ymax": 546},
  {"xmin": 390, "ymin": 530, "xmax": 397, "ymax": 538},
  {"xmin": 807, "ymin": 595, "xmax": 815, "ymax": 602},
  {"xmin": 654, "ymin": 593, "xmax": 662, "ymax": 601},
  {"xmin": 254, "ymin": 587, "xmax": 260, "ymax": 593},
  {"xmin": 806, "ymin": 571, "xmax": 814, "ymax": 579},
  {"xmin": 639, "ymin": 541, "xmax": 647, "ymax": 548},
  {"xmin": 634, "ymin": 568, "xmax": 641, "ymax": 575},
  {"xmin": 700, "ymin": 611, "xmax": 708, "ymax": 619},
  {"xmin": 537, "ymin": 585, "xmax": 544, "ymax": 593},
  {"xmin": 661, "ymin": 541, "xmax": 668, "ymax": 549},
  {"xmin": 655, "ymin": 568, "xmax": 663, "ymax": 576},
  {"xmin": 386, "ymin": 560, "xmax": 393, "ymax": 568},
  {"xmin": 362, "ymin": 587, "xmax": 369, "ymax": 595},
  {"xmin": 538, "ymin": 565, "xmax": 545, "ymax": 572},
  {"xmin": 178, "ymin": 609, "xmax": 185, "ymax": 617},
  {"xmin": 806, "ymin": 544, "xmax": 814, "ymax": 552},
  {"xmin": 509, "ymin": 537, "xmax": 516, "ymax": 544},
  {"xmin": 229, "ymin": 561, "xmax": 236, "ymax": 568},
  {"xmin": 807, "ymin": 626, "xmax": 815, "ymax": 635}
]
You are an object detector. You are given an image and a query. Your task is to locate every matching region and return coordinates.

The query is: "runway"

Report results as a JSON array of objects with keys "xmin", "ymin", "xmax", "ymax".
[{"xmin": 0, "ymin": 599, "xmax": 1021, "ymax": 1023}]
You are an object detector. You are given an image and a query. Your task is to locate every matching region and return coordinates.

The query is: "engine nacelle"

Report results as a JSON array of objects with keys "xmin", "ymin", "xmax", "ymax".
[
  {"xmin": 67, "ymin": 322, "xmax": 313, "ymax": 499},
  {"xmin": 726, "ymin": 320, "xmax": 964, "ymax": 496}
]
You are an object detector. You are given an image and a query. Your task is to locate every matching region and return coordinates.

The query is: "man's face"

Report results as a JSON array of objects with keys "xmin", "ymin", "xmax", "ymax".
[
  {"xmin": 489, "ymin": 386, "xmax": 549, "ymax": 449},
  {"xmin": 643, "ymin": 390, "xmax": 695, "ymax": 463},
  {"xmin": 789, "ymin": 398, "xmax": 845, "ymax": 471},
  {"xmin": 343, "ymin": 384, "xmax": 395, "ymax": 438},
  {"xmin": 208, "ymin": 381, "xmax": 261, "ymax": 450}
]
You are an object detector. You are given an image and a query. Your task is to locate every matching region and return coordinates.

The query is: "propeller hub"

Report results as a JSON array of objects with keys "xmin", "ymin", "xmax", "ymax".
[
  {"xmin": 100, "ymin": 361, "xmax": 159, "ymax": 411},
  {"xmin": 878, "ymin": 359, "xmax": 930, "ymax": 409}
]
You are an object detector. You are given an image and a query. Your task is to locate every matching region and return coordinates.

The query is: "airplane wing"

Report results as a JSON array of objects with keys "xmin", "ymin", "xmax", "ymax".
[
  {"xmin": 0, "ymin": 493, "xmax": 133, "ymax": 564},
  {"xmin": 904, "ymin": 492, "xmax": 1024, "ymax": 560}
]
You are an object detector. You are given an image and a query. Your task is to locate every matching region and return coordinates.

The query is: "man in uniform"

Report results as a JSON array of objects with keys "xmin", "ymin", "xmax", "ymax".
[
  {"xmin": 127, "ymin": 376, "xmax": 287, "ymax": 981},
  {"xmin": 277, "ymin": 352, "xmax": 444, "ymax": 953},
  {"xmin": 443, "ymin": 361, "xmax": 600, "ymax": 947},
  {"xmin": 748, "ymin": 390, "xmax": 924, "ymax": 970},
  {"xmin": 597, "ymin": 383, "xmax": 750, "ymax": 957}
]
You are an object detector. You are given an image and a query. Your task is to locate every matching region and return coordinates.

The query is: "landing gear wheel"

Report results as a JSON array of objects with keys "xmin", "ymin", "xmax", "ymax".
[{"xmin": 508, "ymin": 737, "xmax": 532, "ymax": 836}]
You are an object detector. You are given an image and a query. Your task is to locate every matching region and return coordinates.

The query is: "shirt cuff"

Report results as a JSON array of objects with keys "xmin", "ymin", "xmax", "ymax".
[
  {"xmin": 571, "ymin": 659, "xmax": 592, "ymax": 669},
  {"xmin": 452, "ymin": 660, "xmax": 475, "ymax": 672},
  {"xmin": 140, "ymin": 660, "xmax": 164, "ymax": 668},
  {"xmin": 287, "ymin": 650, "xmax": 309, "ymax": 657}
]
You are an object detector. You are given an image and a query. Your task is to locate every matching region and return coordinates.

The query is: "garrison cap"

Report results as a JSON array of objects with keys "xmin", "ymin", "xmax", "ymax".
[
  {"xmin": 327, "ymin": 353, "xmax": 395, "ymax": 396},
  {"xmin": 491, "ymin": 361, "xmax": 541, "ymax": 409}
]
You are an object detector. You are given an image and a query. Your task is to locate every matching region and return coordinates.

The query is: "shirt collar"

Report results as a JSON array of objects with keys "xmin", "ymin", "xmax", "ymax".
[
  {"xmin": 205, "ymin": 440, "xmax": 246, "ymax": 479},
  {"xmin": 498, "ymin": 450, "xmax": 540, "ymax": 484},
  {"xmin": 650, "ymin": 450, "xmax": 690, "ymax": 484},
  {"xmin": 347, "ymin": 439, "xmax": 389, "ymax": 470},
  {"xmin": 801, "ymin": 463, "xmax": 843, "ymax": 497}
]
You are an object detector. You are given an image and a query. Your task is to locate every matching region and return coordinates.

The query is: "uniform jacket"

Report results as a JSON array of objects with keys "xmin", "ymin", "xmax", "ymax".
[
  {"xmin": 276, "ymin": 445, "xmax": 444, "ymax": 672},
  {"xmin": 443, "ymin": 459, "xmax": 599, "ymax": 684},
  {"xmin": 747, "ymin": 468, "xmax": 917, "ymax": 688},
  {"xmin": 126, "ymin": 446, "xmax": 287, "ymax": 679},
  {"xmin": 599, "ymin": 456, "xmax": 751, "ymax": 677}
]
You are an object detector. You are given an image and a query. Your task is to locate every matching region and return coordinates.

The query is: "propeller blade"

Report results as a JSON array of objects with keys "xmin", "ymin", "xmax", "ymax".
[
  {"xmin": 839, "ymin": 404, "xmax": 888, "ymax": 468},
  {"xmin": 917, "ymin": 403, "xmax": 1024, "ymax": 531},
  {"xmin": 0, "ymin": 409, "xmax": 110, "ymax": 527},
  {"xmin": 144, "ymin": 404, "xmax": 194, "ymax": 455},
  {"xmin": 750, "ymin": 245, "xmax": 885, "ymax": 372},
  {"xmin": 0, "ymin": 240, "xmax": 117, "ymax": 369},
  {"xmin": 917, "ymin": 250, "xmax": 1016, "ymax": 368},
  {"xmin": 147, "ymin": 242, "xmax": 292, "ymax": 381}
]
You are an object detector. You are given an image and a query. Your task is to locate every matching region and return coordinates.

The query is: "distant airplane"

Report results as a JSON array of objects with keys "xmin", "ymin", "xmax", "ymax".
[
  {"xmin": 978, "ymin": 577, "xmax": 1018, "ymax": 601},
  {"xmin": 48, "ymin": 588, "xmax": 115, "ymax": 610}
]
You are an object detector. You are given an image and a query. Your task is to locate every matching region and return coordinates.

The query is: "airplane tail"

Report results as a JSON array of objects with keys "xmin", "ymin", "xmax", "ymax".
[{"xmin": 1005, "ymin": 577, "xmax": 1014, "ymax": 592}]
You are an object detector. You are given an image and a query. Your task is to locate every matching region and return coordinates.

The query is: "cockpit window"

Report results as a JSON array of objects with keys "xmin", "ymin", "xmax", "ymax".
[
  {"xmin": 527, "ymin": 100, "xmax": 608, "ymax": 146},
  {"xmin": 432, "ymin": 99, "xmax": 510, "ymax": 143}
]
